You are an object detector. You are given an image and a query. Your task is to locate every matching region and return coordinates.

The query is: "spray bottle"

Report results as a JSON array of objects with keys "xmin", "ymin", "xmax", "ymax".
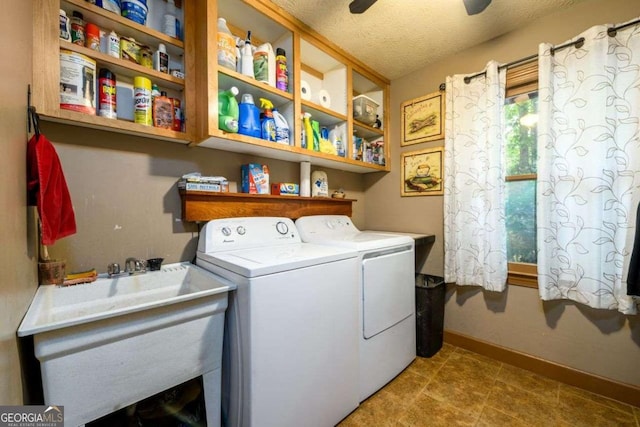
[
  {"xmin": 241, "ymin": 31, "xmax": 254, "ymax": 78},
  {"xmin": 259, "ymin": 98, "xmax": 276, "ymax": 142},
  {"xmin": 218, "ymin": 86, "xmax": 239, "ymax": 133},
  {"xmin": 302, "ymin": 112, "xmax": 313, "ymax": 151},
  {"xmin": 272, "ymin": 108, "xmax": 290, "ymax": 145}
]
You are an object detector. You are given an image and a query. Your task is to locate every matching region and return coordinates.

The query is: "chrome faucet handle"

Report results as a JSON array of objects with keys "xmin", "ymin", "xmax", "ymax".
[
  {"xmin": 134, "ymin": 259, "xmax": 146, "ymax": 273},
  {"xmin": 108, "ymin": 263, "xmax": 121, "ymax": 276},
  {"xmin": 124, "ymin": 257, "xmax": 137, "ymax": 274}
]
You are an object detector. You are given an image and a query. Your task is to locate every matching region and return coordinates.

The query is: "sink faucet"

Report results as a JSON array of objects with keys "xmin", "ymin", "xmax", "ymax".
[{"xmin": 125, "ymin": 257, "xmax": 146, "ymax": 275}]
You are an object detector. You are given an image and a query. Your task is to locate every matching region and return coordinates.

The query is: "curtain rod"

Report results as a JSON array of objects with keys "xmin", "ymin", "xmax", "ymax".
[{"xmin": 461, "ymin": 16, "xmax": 640, "ymax": 85}]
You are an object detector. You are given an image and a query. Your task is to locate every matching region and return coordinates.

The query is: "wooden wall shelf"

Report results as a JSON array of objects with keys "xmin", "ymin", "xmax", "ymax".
[{"xmin": 180, "ymin": 191, "xmax": 356, "ymax": 222}]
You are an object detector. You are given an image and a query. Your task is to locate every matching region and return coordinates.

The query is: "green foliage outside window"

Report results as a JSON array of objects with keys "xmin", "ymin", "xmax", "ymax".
[{"xmin": 504, "ymin": 93, "xmax": 538, "ymax": 264}]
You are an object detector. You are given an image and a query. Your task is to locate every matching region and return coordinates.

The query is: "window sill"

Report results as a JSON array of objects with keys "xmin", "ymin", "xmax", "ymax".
[{"xmin": 508, "ymin": 262, "xmax": 538, "ymax": 288}]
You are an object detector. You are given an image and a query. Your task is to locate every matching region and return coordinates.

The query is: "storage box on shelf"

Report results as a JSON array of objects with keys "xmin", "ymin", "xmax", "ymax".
[
  {"xmin": 192, "ymin": 0, "xmax": 390, "ymax": 173},
  {"xmin": 351, "ymin": 69, "xmax": 387, "ymax": 167},
  {"xmin": 33, "ymin": 0, "xmax": 194, "ymax": 143}
]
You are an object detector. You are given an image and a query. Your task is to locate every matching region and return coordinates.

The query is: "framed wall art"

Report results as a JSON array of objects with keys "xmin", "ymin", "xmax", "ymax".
[
  {"xmin": 401, "ymin": 91, "xmax": 445, "ymax": 146},
  {"xmin": 401, "ymin": 147, "xmax": 444, "ymax": 197}
]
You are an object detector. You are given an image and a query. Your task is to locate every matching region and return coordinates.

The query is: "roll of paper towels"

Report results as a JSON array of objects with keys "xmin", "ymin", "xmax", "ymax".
[
  {"xmin": 300, "ymin": 80, "xmax": 312, "ymax": 101},
  {"xmin": 300, "ymin": 161, "xmax": 311, "ymax": 197},
  {"xmin": 317, "ymin": 89, "xmax": 331, "ymax": 108}
]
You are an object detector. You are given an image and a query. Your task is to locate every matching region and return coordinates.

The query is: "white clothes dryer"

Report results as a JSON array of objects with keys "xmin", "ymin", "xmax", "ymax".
[
  {"xmin": 196, "ymin": 217, "xmax": 359, "ymax": 427},
  {"xmin": 295, "ymin": 215, "xmax": 416, "ymax": 402}
]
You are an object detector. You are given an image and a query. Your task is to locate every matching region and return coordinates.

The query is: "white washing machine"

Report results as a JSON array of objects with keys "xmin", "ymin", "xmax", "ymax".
[
  {"xmin": 295, "ymin": 215, "xmax": 416, "ymax": 402},
  {"xmin": 196, "ymin": 217, "xmax": 360, "ymax": 427}
]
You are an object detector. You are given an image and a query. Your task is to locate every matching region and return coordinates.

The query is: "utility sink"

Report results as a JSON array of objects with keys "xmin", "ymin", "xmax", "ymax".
[
  {"xmin": 19, "ymin": 262, "xmax": 234, "ymax": 336},
  {"xmin": 18, "ymin": 262, "xmax": 235, "ymax": 427}
]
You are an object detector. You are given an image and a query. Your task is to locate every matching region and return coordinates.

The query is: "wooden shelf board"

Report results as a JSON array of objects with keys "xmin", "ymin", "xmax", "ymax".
[
  {"xmin": 180, "ymin": 191, "xmax": 356, "ymax": 222},
  {"xmin": 41, "ymin": 110, "xmax": 191, "ymax": 143},
  {"xmin": 194, "ymin": 132, "xmax": 388, "ymax": 173},
  {"xmin": 218, "ymin": 68, "xmax": 293, "ymax": 104},
  {"xmin": 353, "ymin": 119, "xmax": 384, "ymax": 139}
]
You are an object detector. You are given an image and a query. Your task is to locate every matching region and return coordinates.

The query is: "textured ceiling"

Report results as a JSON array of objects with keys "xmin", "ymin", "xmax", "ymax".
[{"xmin": 269, "ymin": 0, "xmax": 587, "ymax": 80}]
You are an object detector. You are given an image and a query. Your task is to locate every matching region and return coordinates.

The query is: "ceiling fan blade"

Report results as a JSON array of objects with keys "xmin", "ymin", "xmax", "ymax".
[
  {"xmin": 463, "ymin": 0, "xmax": 492, "ymax": 15},
  {"xmin": 349, "ymin": 0, "xmax": 377, "ymax": 14}
]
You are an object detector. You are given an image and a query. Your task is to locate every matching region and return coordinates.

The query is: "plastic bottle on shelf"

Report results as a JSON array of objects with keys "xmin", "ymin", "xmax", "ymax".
[
  {"xmin": 59, "ymin": 9, "xmax": 71, "ymax": 42},
  {"xmin": 275, "ymin": 48, "xmax": 288, "ymax": 92},
  {"xmin": 259, "ymin": 98, "xmax": 276, "ymax": 142},
  {"xmin": 70, "ymin": 11, "xmax": 85, "ymax": 46},
  {"xmin": 108, "ymin": 30, "xmax": 120, "ymax": 58},
  {"xmin": 154, "ymin": 43, "xmax": 169, "ymax": 74},
  {"xmin": 329, "ymin": 125, "xmax": 345, "ymax": 157},
  {"xmin": 241, "ymin": 31, "xmax": 254, "ymax": 78},
  {"xmin": 85, "ymin": 23, "xmax": 100, "ymax": 51},
  {"xmin": 218, "ymin": 86, "xmax": 239, "ymax": 133},
  {"xmin": 152, "ymin": 91, "xmax": 174, "ymax": 129},
  {"xmin": 163, "ymin": 0, "xmax": 178, "ymax": 39},
  {"xmin": 302, "ymin": 112, "xmax": 313, "ymax": 151},
  {"xmin": 272, "ymin": 108, "xmax": 290, "ymax": 145},
  {"xmin": 217, "ymin": 18, "xmax": 236, "ymax": 71},
  {"xmin": 311, "ymin": 120, "xmax": 321, "ymax": 151},
  {"xmin": 254, "ymin": 42, "xmax": 275, "ymax": 87},
  {"xmin": 238, "ymin": 93, "xmax": 261, "ymax": 138}
]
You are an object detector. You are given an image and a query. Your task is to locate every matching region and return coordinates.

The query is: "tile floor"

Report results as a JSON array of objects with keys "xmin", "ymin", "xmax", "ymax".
[{"xmin": 338, "ymin": 343, "xmax": 640, "ymax": 427}]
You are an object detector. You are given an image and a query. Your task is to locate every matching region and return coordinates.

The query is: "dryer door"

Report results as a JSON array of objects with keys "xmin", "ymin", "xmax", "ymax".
[{"xmin": 362, "ymin": 247, "xmax": 415, "ymax": 339}]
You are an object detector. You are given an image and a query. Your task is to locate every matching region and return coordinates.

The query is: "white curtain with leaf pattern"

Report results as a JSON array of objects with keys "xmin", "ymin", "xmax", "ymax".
[
  {"xmin": 444, "ymin": 61, "xmax": 508, "ymax": 292},
  {"xmin": 537, "ymin": 20, "xmax": 640, "ymax": 314}
]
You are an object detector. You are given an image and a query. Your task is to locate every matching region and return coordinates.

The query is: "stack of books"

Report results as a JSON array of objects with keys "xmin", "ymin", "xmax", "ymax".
[{"xmin": 177, "ymin": 173, "xmax": 229, "ymax": 193}]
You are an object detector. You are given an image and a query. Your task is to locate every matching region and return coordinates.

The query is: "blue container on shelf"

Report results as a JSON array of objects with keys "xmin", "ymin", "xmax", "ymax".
[
  {"xmin": 238, "ymin": 94, "xmax": 262, "ymax": 139},
  {"xmin": 121, "ymin": 0, "xmax": 148, "ymax": 25}
]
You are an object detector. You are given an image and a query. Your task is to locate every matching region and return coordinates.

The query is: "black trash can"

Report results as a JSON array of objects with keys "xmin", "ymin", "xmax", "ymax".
[{"xmin": 415, "ymin": 274, "xmax": 445, "ymax": 358}]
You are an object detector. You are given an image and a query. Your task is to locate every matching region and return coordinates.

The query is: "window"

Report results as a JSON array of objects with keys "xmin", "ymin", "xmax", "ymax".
[{"xmin": 504, "ymin": 62, "xmax": 538, "ymax": 287}]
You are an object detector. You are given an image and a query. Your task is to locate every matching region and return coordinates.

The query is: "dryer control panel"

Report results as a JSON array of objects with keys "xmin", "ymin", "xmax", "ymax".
[
  {"xmin": 295, "ymin": 215, "xmax": 358, "ymax": 236},
  {"xmin": 197, "ymin": 217, "xmax": 300, "ymax": 254}
]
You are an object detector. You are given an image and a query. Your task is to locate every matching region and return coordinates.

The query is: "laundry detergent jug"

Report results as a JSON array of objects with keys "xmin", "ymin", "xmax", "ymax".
[
  {"xmin": 238, "ymin": 93, "xmax": 261, "ymax": 138},
  {"xmin": 218, "ymin": 86, "xmax": 239, "ymax": 133}
]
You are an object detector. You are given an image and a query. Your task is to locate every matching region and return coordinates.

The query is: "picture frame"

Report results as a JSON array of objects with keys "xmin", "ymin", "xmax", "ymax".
[
  {"xmin": 400, "ymin": 91, "xmax": 445, "ymax": 146},
  {"xmin": 401, "ymin": 147, "xmax": 444, "ymax": 197}
]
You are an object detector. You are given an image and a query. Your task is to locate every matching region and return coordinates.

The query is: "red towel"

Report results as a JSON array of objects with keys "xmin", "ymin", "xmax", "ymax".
[{"xmin": 27, "ymin": 133, "xmax": 76, "ymax": 245}]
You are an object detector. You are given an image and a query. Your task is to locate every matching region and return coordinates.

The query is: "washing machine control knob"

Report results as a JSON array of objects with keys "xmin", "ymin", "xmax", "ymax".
[
  {"xmin": 221, "ymin": 226, "xmax": 232, "ymax": 236},
  {"xmin": 237, "ymin": 226, "xmax": 246, "ymax": 235},
  {"xmin": 275, "ymin": 221, "xmax": 289, "ymax": 235}
]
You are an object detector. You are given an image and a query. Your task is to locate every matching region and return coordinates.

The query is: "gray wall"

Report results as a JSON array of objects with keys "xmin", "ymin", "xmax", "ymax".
[
  {"xmin": 42, "ymin": 122, "xmax": 366, "ymax": 272},
  {"xmin": 365, "ymin": 0, "xmax": 640, "ymax": 387}
]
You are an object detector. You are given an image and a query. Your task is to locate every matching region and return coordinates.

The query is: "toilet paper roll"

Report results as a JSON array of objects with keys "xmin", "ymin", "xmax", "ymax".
[
  {"xmin": 317, "ymin": 89, "xmax": 331, "ymax": 108},
  {"xmin": 300, "ymin": 161, "xmax": 311, "ymax": 197},
  {"xmin": 300, "ymin": 80, "xmax": 312, "ymax": 101}
]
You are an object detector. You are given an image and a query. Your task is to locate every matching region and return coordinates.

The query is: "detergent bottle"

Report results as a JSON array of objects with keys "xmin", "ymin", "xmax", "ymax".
[
  {"xmin": 272, "ymin": 108, "xmax": 290, "ymax": 145},
  {"xmin": 259, "ymin": 98, "xmax": 276, "ymax": 142},
  {"xmin": 329, "ymin": 125, "xmax": 345, "ymax": 157},
  {"xmin": 254, "ymin": 42, "xmax": 275, "ymax": 87},
  {"xmin": 302, "ymin": 112, "xmax": 313, "ymax": 151},
  {"xmin": 217, "ymin": 18, "xmax": 236, "ymax": 71},
  {"xmin": 311, "ymin": 119, "xmax": 321, "ymax": 151},
  {"xmin": 218, "ymin": 86, "xmax": 239, "ymax": 133},
  {"xmin": 238, "ymin": 93, "xmax": 261, "ymax": 138}
]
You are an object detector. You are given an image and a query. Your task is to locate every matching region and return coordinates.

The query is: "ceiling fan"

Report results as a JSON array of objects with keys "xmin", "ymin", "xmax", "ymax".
[{"xmin": 348, "ymin": 0, "xmax": 492, "ymax": 15}]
